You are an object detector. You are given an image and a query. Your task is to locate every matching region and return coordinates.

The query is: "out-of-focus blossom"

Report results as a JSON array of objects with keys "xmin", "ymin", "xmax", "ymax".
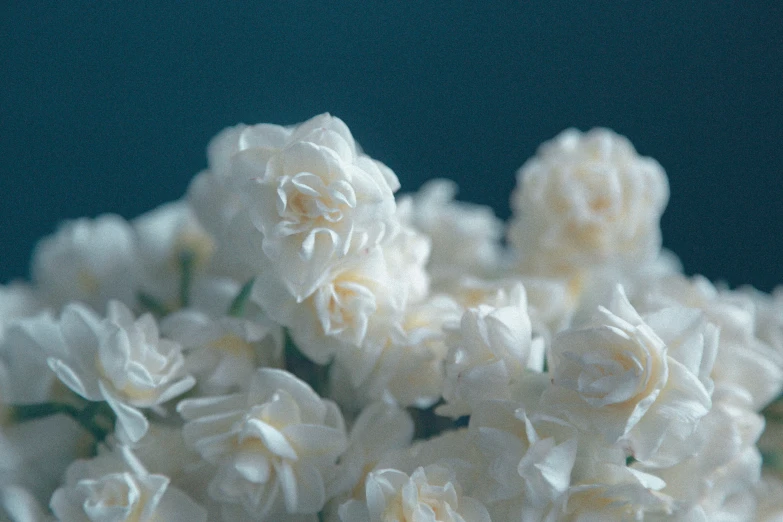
[
  {"xmin": 32, "ymin": 215, "xmax": 139, "ymax": 312},
  {"xmin": 509, "ymin": 128, "xmax": 669, "ymax": 276}
]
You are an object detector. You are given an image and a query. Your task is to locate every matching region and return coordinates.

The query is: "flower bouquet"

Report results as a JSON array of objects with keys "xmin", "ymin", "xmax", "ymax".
[{"xmin": 1, "ymin": 113, "xmax": 782, "ymax": 521}]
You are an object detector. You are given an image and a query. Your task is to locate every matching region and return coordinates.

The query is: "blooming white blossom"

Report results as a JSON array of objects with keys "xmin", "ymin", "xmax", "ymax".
[
  {"xmin": 545, "ymin": 285, "xmax": 716, "ymax": 466},
  {"xmin": 161, "ymin": 309, "xmax": 283, "ymax": 395},
  {"xmin": 50, "ymin": 444, "xmax": 206, "ymax": 522},
  {"xmin": 468, "ymin": 401, "xmax": 578, "ymax": 520},
  {"xmin": 338, "ymin": 465, "xmax": 490, "ymax": 522},
  {"xmin": 131, "ymin": 201, "xmax": 239, "ymax": 316},
  {"xmin": 332, "ymin": 294, "xmax": 461, "ymax": 410},
  {"xmin": 178, "ymin": 368, "xmax": 348, "ymax": 520},
  {"xmin": 45, "ymin": 301, "xmax": 195, "ymax": 442},
  {"xmin": 325, "ymin": 402, "xmax": 414, "ymax": 518},
  {"xmin": 648, "ymin": 387, "xmax": 766, "ymax": 521},
  {"xmin": 32, "ymin": 215, "xmax": 140, "ymax": 312},
  {"xmin": 636, "ymin": 273, "xmax": 783, "ymax": 410},
  {"xmin": 0, "ymin": 414, "xmax": 87, "ymax": 511},
  {"xmin": 439, "ymin": 283, "xmax": 542, "ymax": 418},
  {"xmin": 253, "ymin": 246, "xmax": 403, "ymax": 365},
  {"xmin": 250, "ymin": 113, "xmax": 400, "ymax": 300},
  {"xmin": 187, "ymin": 122, "xmax": 292, "ymax": 281},
  {"xmin": 2, "ymin": 116, "xmax": 782, "ymax": 522},
  {"xmin": 554, "ymin": 464, "xmax": 674, "ymax": 521},
  {"xmin": 398, "ymin": 179, "xmax": 503, "ymax": 287},
  {"xmin": 447, "ymin": 276, "xmax": 577, "ymax": 344},
  {"xmin": 509, "ymin": 127, "xmax": 669, "ymax": 276}
]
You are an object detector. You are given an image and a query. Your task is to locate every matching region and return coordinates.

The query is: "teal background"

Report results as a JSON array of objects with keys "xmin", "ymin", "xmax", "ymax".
[{"xmin": 1, "ymin": 2, "xmax": 781, "ymax": 290}]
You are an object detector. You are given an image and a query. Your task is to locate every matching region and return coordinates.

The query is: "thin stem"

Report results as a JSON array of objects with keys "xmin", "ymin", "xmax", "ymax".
[
  {"xmin": 179, "ymin": 250, "xmax": 195, "ymax": 309},
  {"xmin": 228, "ymin": 278, "xmax": 256, "ymax": 317},
  {"xmin": 12, "ymin": 401, "xmax": 113, "ymax": 442},
  {"xmin": 138, "ymin": 291, "xmax": 170, "ymax": 318}
]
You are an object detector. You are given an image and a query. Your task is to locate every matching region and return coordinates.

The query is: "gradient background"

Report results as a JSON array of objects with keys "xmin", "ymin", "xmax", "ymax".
[{"xmin": 1, "ymin": 2, "xmax": 781, "ymax": 290}]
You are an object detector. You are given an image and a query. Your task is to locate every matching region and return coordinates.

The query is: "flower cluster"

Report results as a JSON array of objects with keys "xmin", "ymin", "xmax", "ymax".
[{"xmin": 0, "ymin": 116, "xmax": 781, "ymax": 521}]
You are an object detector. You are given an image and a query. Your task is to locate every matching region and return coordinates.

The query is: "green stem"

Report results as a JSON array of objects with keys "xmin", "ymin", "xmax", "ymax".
[
  {"xmin": 11, "ymin": 401, "xmax": 115, "ymax": 443},
  {"xmin": 228, "ymin": 278, "xmax": 256, "ymax": 317},
  {"xmin": 179, "ymin": 250, "xmax": 195, "ymax": 308},
  {"xmin": 137, "ymin": 291, "xmax": 171, "ymax": 318},
  {"xmin": 12, "ymin": 402, "xmax": 80, "ymax": 422}
]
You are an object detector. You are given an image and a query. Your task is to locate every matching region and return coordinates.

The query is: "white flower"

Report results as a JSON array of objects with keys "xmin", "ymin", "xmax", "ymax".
[
  {"xmin": 338, "ymin": 465, "xmax": 490, "ymax": 522},
  {"xmin": 178, "ymin": 368, "xmax": 348, "ymax": 520},
  {"xmin": 45, "ymin": 301, "xmax": 195, "ymax": 442},
  {"xmin": 447, "ymin": 276, "xmax": 578, "ymax": 343},
  {"xmin": 251, "ymin": 113, "xmax": 400, "ymax": 300},
  {"xmin": 508, "ymin": 128, "xmax": 669, "ymax": 276},
  {"xmin": 468, "ymin": 401, "xmax": 578, "ymax": 520},
  {"xmin": 0, "ymin": 313, "xmax": 62, "ymax": 405},
  {"xmin": 545, "ymin": 285, "xmax": 715, "ymax": 466},
  {"xmin": 382, "ymin": 224, "xmax": 431, "ymax": 308},
  {"xmin": 637, "ymin": 273, "xmax": 783, "ymax": 410},
  {"xmin": 439, "ymin": 283, "xmax": 542, "ymax": 418},
  {"xmin": 50, "ymin": 445, "xmax": 206, "ymax": 522},
  {"xmin": 0, "ymin": 414, "xmax": 87, "ymax": 510},
  {"xmin": 0, "ymin": 283, "xmax": 40, "ymax": 342},
  {"xmin": 253, "ymin": 246, "xmax": 402, "ymax": 365},
  {"xmin": 398, "ymin": 179, "xmax": 503, "ymax": 287},
  {"xmin": 327, "ymin": 403, "xmax": 414, "ymax": 512},
  {"xmin": 132, "ymin": 201, "xmax": 226, "ymax": 312},
  {"xmin": 555, "ymin": 464, "xmax": 674, "ymax": 522},
  {"xmin": 161, "ymin": 309, "xmax": 283, "ymax": 395},
  {"xmin": 333, "ymin": 295, "xmax": 461, "ymax": 410},
  {"xmin": 650, "ymin": 387, "xmax": 765, "ymax": 521},
  {"xmin": 32, "ymin": 215, "xmax": 139, "ymax": 312},
  {"xmin": 187, "ymin": 123, "xmax": 291, "ymax": 281}
]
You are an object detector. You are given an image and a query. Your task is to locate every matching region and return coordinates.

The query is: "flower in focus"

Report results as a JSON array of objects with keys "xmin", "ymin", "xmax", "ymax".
[
  {"xmin": 178, "ymin": 368, "xmax": 348, "ymax": 520},
  {"xmin": 468, "ymin": 401, "xmax": 578, "ymax": 520},
  {"xmin": 45, "ymin": 300, "xmax": 195, "ymax": 442},
  {"xmin": 50, "ymin": 444, "xmax": 206, "ymax": 522},
  {"xmin": 338, "ymin": 465, "xmax": 490, "ymax": 522},
  {"xmin": 253, "ymin": 246, "xmax": 402, "ymax": 365},
  {"xmin": 508, "ymin": 128, "xmax": 669, "ymax": 276},
  {"xmin": 251, "ymin": 113, "xmax": 400, "ymax": 300},
  {"xmin": 439, "ymin": 282, "xmax": 541, "ymax": 418},
  {"xmin": 545, "ymin": 285, "xmax": 715, "ymax": 466}
]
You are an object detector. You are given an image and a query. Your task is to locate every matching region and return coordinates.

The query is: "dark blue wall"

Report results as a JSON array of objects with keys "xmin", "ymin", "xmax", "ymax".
[{"xmin": 2, "ymin": 2, "xmax": 781, "ymax": 290}]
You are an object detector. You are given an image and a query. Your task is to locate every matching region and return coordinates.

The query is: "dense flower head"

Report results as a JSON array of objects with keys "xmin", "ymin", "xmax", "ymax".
[
  {"xmin": 546, "ymin": 285, "xmax": 716, "ymax": 466},
  {"xmin": 0, "ymin": 115, "xmax": 780, "ymax": 521},
  {"xmin": 250, "ymin": 113, "xmax": 401, "ymax": 301},
  {"xmin": 509, "ymin": 127, "xmax": 669, "ymax": 277},
  {"xmin": 50, "ymin": 444, "xmax": 206, "ymax": 522},
  {"xmin": 44, "ymin": 300, "xmax": 195, "ymax": 442},
  {"xmin": 178, "ymin": 368, "xmax": 348, "ymax": 520}
]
